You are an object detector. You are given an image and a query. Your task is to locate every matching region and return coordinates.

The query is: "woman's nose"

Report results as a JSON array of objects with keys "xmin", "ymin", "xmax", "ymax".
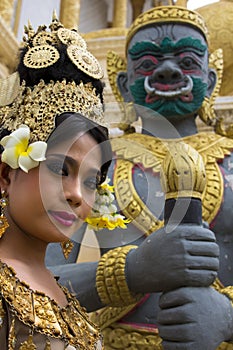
[{"xmin": 65, "ymin": 180, "xmax": 83, "ymax": 207}]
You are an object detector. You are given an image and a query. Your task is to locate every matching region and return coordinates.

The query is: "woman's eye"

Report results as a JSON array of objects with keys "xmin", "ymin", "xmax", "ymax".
[
  {"xmin": 84, "ymin": 177, "xmax": 97, "ymax": 191},
  {"xmin": 46, "ymin": 161, "xmax": 68, "ymax": 176}
]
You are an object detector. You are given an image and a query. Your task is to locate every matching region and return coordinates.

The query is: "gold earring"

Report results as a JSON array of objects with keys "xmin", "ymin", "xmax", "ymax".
[
  {"xmin": 60, "ymin": 240, "xmax": 74, "ymax": 259},
  {"xmin": 0, "ymin": 190, "xmax": 9, "ymax": 238}
]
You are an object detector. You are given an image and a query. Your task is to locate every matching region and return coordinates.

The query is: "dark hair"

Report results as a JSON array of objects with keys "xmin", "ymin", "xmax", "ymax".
[{"xmin": 47, "ymin": 112, "xmax": 112, "ymax": 184}]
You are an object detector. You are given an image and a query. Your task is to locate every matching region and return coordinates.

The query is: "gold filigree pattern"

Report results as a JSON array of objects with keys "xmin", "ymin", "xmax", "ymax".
[
  {"xmin": 32, "ymin": 32, "xmax": 59, "ymax": 46},
  {"xmin": 111, "ymin": 132, "xmax": 233, "ymax": 232},
  {"xmin": 0, "ymin": 78, "xmax": 105, "ymax": 144},
  {"xmin": 57, "ymin": 27, "xmax": 87, "ymax": 48},
  {"xmin": 23, "ymin": 45, "xmax": 60, "ymax": 69},
  {"xmin": 0, "ymin": 261, "xmax": 102, "ymax": 349},
  {"xmin": 67, "ymin": 46, "xmax": 103, "ymax": 79}
]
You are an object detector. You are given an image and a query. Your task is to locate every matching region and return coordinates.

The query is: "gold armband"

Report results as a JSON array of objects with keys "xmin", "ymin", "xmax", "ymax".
[
  {"xmin": 221, "ymin": 286, "xmax": 233, "ymax": 307},
  {"xmin": 96, "ymin": 245, "xmax": 143, "ymax": 306}
]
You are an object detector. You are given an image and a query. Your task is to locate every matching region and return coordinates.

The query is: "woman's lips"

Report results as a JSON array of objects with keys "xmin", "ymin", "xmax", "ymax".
[{"xmin": 49, "ymin": 210, "xmax": 77, "ymax": 227}]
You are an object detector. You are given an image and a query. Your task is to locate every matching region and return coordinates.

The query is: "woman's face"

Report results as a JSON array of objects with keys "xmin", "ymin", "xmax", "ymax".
[{"xmin": 4, "ymin": 132, "xmax": 102, "ymax": 243}]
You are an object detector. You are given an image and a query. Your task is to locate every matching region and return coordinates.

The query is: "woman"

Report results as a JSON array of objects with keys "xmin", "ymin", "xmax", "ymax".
[{"xmin": 0, "ymin": 14, "xmax": 125, "ymax": 350}]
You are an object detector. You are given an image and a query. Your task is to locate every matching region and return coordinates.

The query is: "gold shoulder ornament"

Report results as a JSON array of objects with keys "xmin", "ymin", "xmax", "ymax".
[{"xmin": 111, "ymin": 132, "xmax": 233, "ymax": 233}]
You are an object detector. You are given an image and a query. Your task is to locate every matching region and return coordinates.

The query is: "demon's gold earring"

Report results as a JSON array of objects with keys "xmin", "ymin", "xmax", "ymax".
[
  {"xmin": 0, "ymin": 190, "xmax": 9, "ymax": 238},
  {"xmin": 60, "ymin": 240, "xmax": 74, "ymax": 259}
]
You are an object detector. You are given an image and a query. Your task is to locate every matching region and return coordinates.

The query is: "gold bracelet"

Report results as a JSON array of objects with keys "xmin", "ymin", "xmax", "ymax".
[
  {"xmin": 96, "ymin": 245, "xmax": 143, "ymax": 306},
  {"xmin": 221, "ymin": 286, "xmax": 233, "ymax": 307}
]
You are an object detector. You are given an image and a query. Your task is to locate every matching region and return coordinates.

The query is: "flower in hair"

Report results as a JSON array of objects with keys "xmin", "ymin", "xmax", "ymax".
[
  {"xmin": 0, "ymin": 125, "xmax": 47, "ymax": 173},
  {"xmin": 85, "ymin": 178, "xmax": 130, "ymax": 231}
]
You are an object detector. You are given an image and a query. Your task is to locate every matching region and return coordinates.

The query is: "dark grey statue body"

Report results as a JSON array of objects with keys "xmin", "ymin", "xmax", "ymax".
[{"xmin": 46, "ymin": 9, "xmax": 233, "ymax": 350}]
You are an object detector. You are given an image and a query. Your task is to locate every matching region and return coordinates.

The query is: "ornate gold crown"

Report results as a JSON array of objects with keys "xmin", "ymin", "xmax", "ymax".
[
  {"xmin": 126, "ymin": 6, "xmax": 209, "ymax": 50},
  {"xmin": 22, "ymin": 12, "xmax": 103, "ymax": 79},
  {"xmin": 0, "ymin": 75, "xmax": 105, "ymax": 143},
  {"xmin": 0, "ymin": 13, "xmax": 106, "ymax": 143}
]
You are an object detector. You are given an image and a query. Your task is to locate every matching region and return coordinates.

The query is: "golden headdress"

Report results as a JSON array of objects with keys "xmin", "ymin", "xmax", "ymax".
[
  {"xmin": 126, "ymin": 6, "xmax": 209, "ymax": 50},
  {"xmin": 0, "ymin": 12, "xmax": 106, "ymax": 145}
]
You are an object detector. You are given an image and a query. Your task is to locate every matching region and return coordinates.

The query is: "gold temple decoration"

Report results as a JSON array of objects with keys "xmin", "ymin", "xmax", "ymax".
[
  {"xmin": 113, "ymin": 0, "xmax": 127, "ymax": 28},
  {"xmin": 0, "ymin": 0, "xmax": 14, "ymax": 26},
  {"xmin": 130, "ymin": 0, "xmax": 146, "ymax": 21},
  {"xmin": 197, "ymin": 0, "xmax": 233, "ymax": 96},
  {"xmin": 59, "ymin": 0, "xmax": 80, "ymax": 30}
]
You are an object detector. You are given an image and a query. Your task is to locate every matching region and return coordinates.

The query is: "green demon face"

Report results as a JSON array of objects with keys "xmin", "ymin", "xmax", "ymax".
[{"xmin": 123, "ymin": 23, "xmax": 211, "ymax": 121}]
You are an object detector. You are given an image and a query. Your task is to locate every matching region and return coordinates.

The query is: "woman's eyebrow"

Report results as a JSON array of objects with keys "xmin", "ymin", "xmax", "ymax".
[{"xmin": 46, "ymin": 153, "xmax": 100, "ymax": 173}]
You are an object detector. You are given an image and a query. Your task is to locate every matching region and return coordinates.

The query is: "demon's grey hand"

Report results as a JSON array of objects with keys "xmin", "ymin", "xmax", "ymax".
[
  {"xmin": 126, "ymin": 225, "xmax": 219, "ymax": 293},
  {"xmin": 158, "ymin": 287, "xmax": 233, "ymax": 350}
]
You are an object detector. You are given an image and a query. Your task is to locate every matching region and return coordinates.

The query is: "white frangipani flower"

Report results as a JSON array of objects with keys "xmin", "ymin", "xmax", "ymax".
[{"xmin": 0, "ymin": 125, "xmax": 47, "ymax": 173}]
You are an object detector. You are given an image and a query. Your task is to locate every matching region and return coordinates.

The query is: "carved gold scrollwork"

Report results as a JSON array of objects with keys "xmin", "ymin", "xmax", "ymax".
[{"xmin": 111, "ymin": 132, "xmax": 233, "ymax": 233}]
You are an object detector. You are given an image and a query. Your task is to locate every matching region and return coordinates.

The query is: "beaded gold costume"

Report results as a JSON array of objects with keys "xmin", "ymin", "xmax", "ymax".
[{"xmin": 0, "ymin": 260, "xmax": 103, "ymax": 349}]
